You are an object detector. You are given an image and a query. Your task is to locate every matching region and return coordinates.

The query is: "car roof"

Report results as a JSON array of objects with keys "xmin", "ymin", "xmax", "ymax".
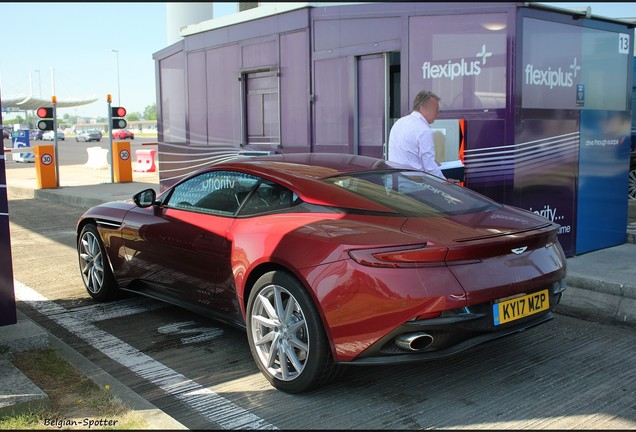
[
  {"xmin": 219, "ymin": 153, "xmax": 406, "ymax": 179},
  {"xmin": 196, "ymin": 153, "xmax": 411, "ymax": 212}
]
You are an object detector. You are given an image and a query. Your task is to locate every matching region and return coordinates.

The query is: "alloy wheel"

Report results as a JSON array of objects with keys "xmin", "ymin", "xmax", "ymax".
[
  {"xmin": 250, "ymin": 284, "xmax": 309, "ymax": 382},
  {"xmin": 79, "ymin": 230, "xmax": 105, "ymax": 294}
]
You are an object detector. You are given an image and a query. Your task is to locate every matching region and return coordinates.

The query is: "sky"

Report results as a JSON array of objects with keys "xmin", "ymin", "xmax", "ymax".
[
  {"xmin": 0, "ymin": 2, "xmax": 237, "ymax": 119},
  {"xmin": 1, "ymin": 2, "xmax": 635, "ymax": 120}
]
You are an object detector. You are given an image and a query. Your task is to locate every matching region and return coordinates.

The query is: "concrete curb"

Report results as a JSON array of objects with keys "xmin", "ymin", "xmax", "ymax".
[
  {"xmin": 46, "ymin": 327, "xmax": 188, "ymax": 430},
  {"xmin": 0, "ymin": 356, "xmax": 50, "ymax": 418},
  {"xmin": 0, "ymin": 310, "xmax": 51, "ymax": 418},
  {"xmin": 628, "ymin": 222, "xmax": 636, "ymax": 244},
  {"xmin": 0, "ymin": 310, "xmax": 187, "ymax": 429},
  {"xmin": 560, "ymin": 272, "xmax": 636, "ymax": 328},
  {"xmin": 7, "ymin": 183, "xmax": 157, "ymax": 209}
]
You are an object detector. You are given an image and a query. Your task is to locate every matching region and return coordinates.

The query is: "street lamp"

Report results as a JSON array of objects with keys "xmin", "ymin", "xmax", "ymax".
[
  {"xmin": 111, "ymin": 49, "xmax": 121, "ymax": 106},
  {"xmin": 34, "ymin": 69, "xmax": 41, "ymax": 97}
]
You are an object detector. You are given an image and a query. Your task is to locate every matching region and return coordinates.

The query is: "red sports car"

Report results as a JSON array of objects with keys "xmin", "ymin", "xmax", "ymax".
[
  {"xmin": 76, "ymin": 153, "xmax": 567, "ymax": 393},
  {"xmin": 112, "ymin": 129, "xmax": 134, "ymax": 140}
]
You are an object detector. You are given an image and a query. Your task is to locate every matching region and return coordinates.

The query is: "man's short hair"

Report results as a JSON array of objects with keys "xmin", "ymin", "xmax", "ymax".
[{"xmin": 412, "ymin": 90, "xmax": 441, "ymax": 112}]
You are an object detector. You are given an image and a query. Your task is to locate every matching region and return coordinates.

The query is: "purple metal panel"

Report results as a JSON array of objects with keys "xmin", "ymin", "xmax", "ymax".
[
  {"xmin": 187, "ymin": 51, "xmax": 208, "ymax": 145},
  {"xmin": 521, "ymin": 16, "xmax": 630, "ymax": 111},
  {"xmin": 408, "ymin": 13, "xmax": 509, "ymax": 111},
  {"xmin": 313, "ymin": 57, "xmax": 351, "ymax": 153},
  {"xmin": 206, "ymin": 44, "xmax": 241, "ymax": 146},
  {"xmin": 280, "ymin": 30, "xmax": 310, "ymax": 150},
  {"xmin": 314, "ymin": 17, "xmax": 401, "ymax": 51},
  {"xmin": 228, "ymin": 9, "xmax": 307, "ymax": 43},
  {"xmin": 462, "ymin": 119, "xmax": 510, "ymax": 203},
  {"xmin": 357, "ymin": 55, "xmax": 385, "ymax": 159},
  {"xmin": 0, "ymin": 134, "xmax": 17, "ymax": 326},
  {"xmin": 157, "ymin": 141, "xmax": 241, "ymax": 191},
  {"xmin": 242, "ymin": 39, "xmax": 277, "ymax": 69},
  {"xmin": 513, "ymin": 110, "xmax": 580, "ymax": 257},
  {"xmin": 159, "ymin": 51, "xmax": 186, "ymax": 144},
  {"xmin": 185, "ymin": 8, "xmax": 309, "ymax": 52},
  {"xmin": 521, "ymin": 18, "xmax": 583, "ymax": 110}
]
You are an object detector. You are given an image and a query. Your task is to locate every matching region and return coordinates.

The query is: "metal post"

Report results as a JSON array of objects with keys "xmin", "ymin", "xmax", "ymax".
[
  {"xmin": 52, "ymin": 99, "xmax": 59, "ymax": 188},
  {"xmin": 108, "ymin": 99, "xmax": 114, "ymax": 183}
]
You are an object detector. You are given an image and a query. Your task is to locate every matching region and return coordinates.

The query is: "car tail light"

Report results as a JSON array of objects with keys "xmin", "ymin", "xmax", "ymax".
[{"xmin": 347, "ymin": 243, "xmax": 449, "ymax": 268}]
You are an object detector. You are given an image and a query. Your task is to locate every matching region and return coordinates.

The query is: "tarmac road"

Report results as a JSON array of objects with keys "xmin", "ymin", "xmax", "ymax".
[{"xmin": 7, "ymin": 194, "xmax": 636, "ymax": 430}]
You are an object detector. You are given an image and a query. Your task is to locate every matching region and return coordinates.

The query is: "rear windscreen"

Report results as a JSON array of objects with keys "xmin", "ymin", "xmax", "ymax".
[{"xmin": 323, "ymin": 170, "xmax": 501, "ymax": 217}]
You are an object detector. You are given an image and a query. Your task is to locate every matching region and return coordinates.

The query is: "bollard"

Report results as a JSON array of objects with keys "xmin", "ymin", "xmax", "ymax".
[
  {"xmin": 34, "ymin": 145, "xmax": 57, "ymax": 189},
  {"xmin": 134, "ymin": 149, "xmax": 157, "ymax": 173},
  {"xmin": 113, "ymin": 141, "xmax": 132, "ymax": 183},
  {"xmin": 85, "ymin": 146, "xmax": 110, "ymax": 169}
]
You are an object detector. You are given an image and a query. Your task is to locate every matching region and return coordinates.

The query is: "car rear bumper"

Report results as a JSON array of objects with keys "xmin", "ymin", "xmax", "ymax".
[{"xmin": 346, "ymin": 280, "xmax": 566, "ymax": 365}]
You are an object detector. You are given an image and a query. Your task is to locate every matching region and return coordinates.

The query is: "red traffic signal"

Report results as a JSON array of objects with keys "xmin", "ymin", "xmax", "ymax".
[
  {"xmin": 111, "ymin": 106, "xmax": 126, "ymax": 118},
  {"xmin": 111, "ymin": 106, "xmax": 127, "ymax": 130},
  {"xmin": 36, "ymin": 106, "xmax": 54, "ymax": 131},
  {"xmin": 37, "ymin": 107, "xmax": 53, "ymax": 119}
]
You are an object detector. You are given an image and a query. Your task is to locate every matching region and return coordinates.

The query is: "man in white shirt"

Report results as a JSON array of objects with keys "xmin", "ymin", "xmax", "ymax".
[{"xmin": 387, "ymin": 90, "xmax": 446, "ymax": 179}]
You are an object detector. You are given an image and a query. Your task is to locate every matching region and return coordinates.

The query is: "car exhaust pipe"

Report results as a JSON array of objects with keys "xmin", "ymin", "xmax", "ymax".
[{"xmin": 396, "ymin": 332, "xmax": 434, "ymax": 351}]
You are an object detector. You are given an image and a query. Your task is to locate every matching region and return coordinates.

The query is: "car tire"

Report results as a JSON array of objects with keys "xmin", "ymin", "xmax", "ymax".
[
  {"xmin": 629, "ymin": 167, "xmax": 636, "ymax": 200},
  {"xmin": 246, "ymin": 270, "xmax": 341, "ymax": 393},
  {"xmin": 78, "ymin": 224, "xmax": 118, "ymax": 301}
]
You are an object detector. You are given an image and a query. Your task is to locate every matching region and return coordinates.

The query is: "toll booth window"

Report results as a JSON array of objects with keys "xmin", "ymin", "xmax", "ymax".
[{"xmin": 166, "ymin": 171, "xmax": 259, "ymax": 215}]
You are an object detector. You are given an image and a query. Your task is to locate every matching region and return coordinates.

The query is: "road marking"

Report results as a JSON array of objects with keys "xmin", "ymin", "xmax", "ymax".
[
  {"xmin": 158, "ymin": 321, "xmax": 223, "ymax": 344},
  {"xmin": 15, "ymin": 280, "xmax": 277, "ymax": 430},
  {"xmin": 70, "ymin": 297, "xmax": 169, "ymax": 323}
]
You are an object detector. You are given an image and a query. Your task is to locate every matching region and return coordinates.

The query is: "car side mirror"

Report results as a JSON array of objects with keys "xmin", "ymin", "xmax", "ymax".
[{"xmin": 133, "ymin": 188, "xmax": 158, "ymax": 208}]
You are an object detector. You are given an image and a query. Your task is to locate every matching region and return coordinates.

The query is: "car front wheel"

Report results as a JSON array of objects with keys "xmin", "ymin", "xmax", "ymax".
[
  {"xmin": 246, "ymin": 271, "xmax": 340, "ymax": 393},
  {"xmin": 78, "ymin": 224, "xmax": 118, "ymax": 301}
]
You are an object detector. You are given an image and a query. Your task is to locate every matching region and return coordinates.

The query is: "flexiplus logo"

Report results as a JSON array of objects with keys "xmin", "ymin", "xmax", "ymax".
[
  {"xmin": 422, "ymin": 45, "xmax": 492, "ymax": 80},
  {"xmin": 525, "ymin": 57, "xmax": 581, "ymax": 89}
]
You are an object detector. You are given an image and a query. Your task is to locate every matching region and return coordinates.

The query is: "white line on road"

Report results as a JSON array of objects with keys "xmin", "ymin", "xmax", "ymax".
[
  {"xmin": 15, "ymin": 280, "xmax": 277, "ymax": 430},
  {"xmin": 67, "ymin": 296, "xmax": 168, "ymax": 323}
]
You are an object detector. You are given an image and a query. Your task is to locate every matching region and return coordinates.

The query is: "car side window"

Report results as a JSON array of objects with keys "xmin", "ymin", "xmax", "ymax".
[
  {"xmin": 166, "ymin": 171, "xmax": 259, "ymax": 216},
  {"xmin": 239, "ymin": 180, "xmax": 299, "ymax": 216}
]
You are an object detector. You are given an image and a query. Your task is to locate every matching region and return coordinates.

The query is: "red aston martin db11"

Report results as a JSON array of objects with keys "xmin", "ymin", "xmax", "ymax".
[{"xmin": 77, "ymin": 153, "xmax": 567, "ymax": 393}]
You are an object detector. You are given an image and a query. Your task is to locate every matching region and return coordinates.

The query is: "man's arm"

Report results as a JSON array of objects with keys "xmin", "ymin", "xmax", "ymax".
[{"xmin": 418, "ymin": 129, "xmax": 446, "ymax": 179}]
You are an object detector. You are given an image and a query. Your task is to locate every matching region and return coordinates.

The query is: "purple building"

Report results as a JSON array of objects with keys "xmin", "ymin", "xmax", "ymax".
[{"xmin": 152, "ymin": 2, "xmax": 634, "ymax": 257}]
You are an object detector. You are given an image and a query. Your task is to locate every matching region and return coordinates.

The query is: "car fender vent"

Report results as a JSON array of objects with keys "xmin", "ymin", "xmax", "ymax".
[{"xmin": 95, "ymin": 219, "xmax": 122, "ymax": 229}]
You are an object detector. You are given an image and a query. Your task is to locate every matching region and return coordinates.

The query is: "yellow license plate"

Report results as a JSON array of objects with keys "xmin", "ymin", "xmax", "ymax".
[{"xmin": 493, "ymin": 289, "xmax": 549, "ymax": 325}]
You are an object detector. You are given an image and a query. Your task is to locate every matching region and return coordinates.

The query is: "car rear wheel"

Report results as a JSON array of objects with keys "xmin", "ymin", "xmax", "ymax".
[
  {"xmin": 629, "ymin": 168, "xmax": 636, "ymax": 200},
  {"xmin": 78, "ymin": 224, "xmax": 118, "ymax": 301},
  {"xmin": 246, "ymin": 270, "xmax": 340, "ymax": 393}
]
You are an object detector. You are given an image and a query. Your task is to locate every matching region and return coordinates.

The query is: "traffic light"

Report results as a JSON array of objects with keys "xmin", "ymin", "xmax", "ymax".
[
  {"xmin": 36, "ymin": 107, "xmax": 54, "ymax": 131},
  {"xmin": 111, "ymin": 106, "xmax": 127, "ymax": 129}
]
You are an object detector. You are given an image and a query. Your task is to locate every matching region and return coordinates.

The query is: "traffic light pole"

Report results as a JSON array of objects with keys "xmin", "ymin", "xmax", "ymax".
[
  {"xmin": 106, "ymin": 95, "xmax": 127, "ymax": 184},
  {"xmin": 35, "ymin": 101, "xmax": 59, "ymax": 187},
  {"xmin": 107, "ymin": 99, "xmax": 114, "ymax": 183},
  {"xmin": 52, "ymin": 98, "xmax": 59, "ymax": 188}
]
